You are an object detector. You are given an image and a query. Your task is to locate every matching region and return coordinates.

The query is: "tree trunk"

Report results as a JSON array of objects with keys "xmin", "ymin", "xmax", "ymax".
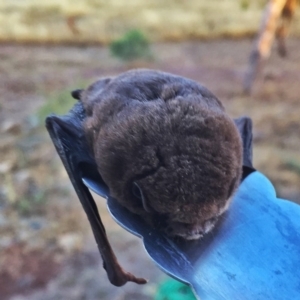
[{"xmin": 243, "ymin": 0, "xmax": 297, "ymax": 94}]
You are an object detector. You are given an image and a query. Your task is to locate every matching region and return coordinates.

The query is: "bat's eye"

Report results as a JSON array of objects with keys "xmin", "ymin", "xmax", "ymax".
[{"xmin": 132, "ymin": 182, "xmax": 153, "ymax": 213}]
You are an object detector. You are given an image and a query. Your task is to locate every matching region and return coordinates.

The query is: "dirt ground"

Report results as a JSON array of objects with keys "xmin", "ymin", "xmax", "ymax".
[{"xmin": 0, "ymin": 38, "xmax": 300, "ymax": 300}]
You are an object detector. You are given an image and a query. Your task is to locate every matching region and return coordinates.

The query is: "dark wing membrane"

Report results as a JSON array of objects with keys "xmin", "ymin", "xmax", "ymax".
[
  {"xmin": 234, "ymin": 116, "xmax": 255, "ymax": 180},
  {"xmin": 45, "ymin": 102, "xmax": 146, "ymax": 286}
]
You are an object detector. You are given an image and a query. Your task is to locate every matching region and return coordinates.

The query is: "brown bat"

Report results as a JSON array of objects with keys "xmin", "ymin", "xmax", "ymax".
[{"xmin": 46, "ymin": 69, "xmax": 243, "ymax": 286}]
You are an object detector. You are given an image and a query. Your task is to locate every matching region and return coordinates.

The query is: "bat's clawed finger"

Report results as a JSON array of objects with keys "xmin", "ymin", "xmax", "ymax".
[
  {"xmin": 125, "ymin": 272, "xmax": 148, "ymax": 285},
  {"xmin": 106, "ymin": 264, "xmax": 147, "ymax": 286},
  {"xmin": 114, "ymin": 271, "xmax": 147, "ymax": 286}
]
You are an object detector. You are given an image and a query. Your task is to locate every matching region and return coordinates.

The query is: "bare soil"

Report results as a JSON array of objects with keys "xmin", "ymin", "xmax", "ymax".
[{"xmin": 0, "ymin": 38, "xmax": 300, "ymax": 300}]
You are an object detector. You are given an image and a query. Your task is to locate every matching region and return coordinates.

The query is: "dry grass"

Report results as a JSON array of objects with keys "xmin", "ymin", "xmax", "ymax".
[{"xmin": 1, "ymin": 0, "xmax": 300, "ymax": 44}]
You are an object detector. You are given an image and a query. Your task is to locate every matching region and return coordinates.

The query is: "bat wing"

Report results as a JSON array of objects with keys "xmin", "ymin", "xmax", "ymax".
[
  {"xmin": 234, "ymin": 116, "xmax": 255, "ymax": 180},
  {"xmin": 45, "ymin": 102, "xmax": 146, "ymax": 286}
]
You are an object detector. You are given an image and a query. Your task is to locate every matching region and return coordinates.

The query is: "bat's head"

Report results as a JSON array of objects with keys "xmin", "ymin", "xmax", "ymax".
[{"xmin": 89, "ymin": 95, "xmax": 242, "ymax": 240}]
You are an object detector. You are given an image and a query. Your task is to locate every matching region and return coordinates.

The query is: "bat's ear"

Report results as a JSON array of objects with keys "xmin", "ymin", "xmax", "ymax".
[
  {"xmin": 71, "ymin": 89, "xmax": 84, "ymax": 100},
  {"xmin": 132, "ymin": 182, "xmax": 153, "ymax": 213}
]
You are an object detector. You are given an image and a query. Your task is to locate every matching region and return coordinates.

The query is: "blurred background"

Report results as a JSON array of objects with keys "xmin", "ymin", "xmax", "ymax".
[{"xmin": 0, "ymin": 1, "xmax": 300, "ymax": 299}]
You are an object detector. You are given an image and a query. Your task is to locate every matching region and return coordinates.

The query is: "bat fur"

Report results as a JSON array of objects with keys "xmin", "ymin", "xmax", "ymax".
[{"xmin": 79, "ymin": 69, "xmax": 243, "ymax": 240}]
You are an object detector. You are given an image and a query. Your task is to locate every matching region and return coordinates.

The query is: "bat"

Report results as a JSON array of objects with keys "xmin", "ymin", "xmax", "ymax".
[{"xmin": 46, "ymin": 69, "xmax": 253, "ymax": 286}]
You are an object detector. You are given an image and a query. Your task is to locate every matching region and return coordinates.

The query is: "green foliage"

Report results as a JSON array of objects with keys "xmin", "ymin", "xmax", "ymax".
[
  {"xmin": 240, "ymin": 0, "xmax": 250, "ymax": 10},
  {"xmin": 109, "ymin": 29, "xmax": 151, "ymax": 61},
  {"xmin": 155, "ymin": 278, "xmax": 197, "ymax": 300},
  {"xmin": 285, "ymin": 159, "xmax": 300, "ymax": 175},
  {"xmin": 16, "ymin": 190, "xmax": 46, "ymax": 216}
]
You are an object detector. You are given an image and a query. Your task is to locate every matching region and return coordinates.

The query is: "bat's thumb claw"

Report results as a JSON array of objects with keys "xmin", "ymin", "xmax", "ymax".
[
  {"xmin": 108, "ymin": 267, "xmax": 147, "ymax": 286},
  {"xmin": 126, "ymin": 272, "xmax": 148, "ymax": 285}
]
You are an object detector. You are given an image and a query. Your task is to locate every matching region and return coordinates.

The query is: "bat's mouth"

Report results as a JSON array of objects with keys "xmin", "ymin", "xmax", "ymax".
[
  {"xmin": 165, "ymin": 198, "xmax": 234, "ymax": 240},
  {"xmin": 164, "ymin": 215, "xmax": 219, "ymax": 240}
]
